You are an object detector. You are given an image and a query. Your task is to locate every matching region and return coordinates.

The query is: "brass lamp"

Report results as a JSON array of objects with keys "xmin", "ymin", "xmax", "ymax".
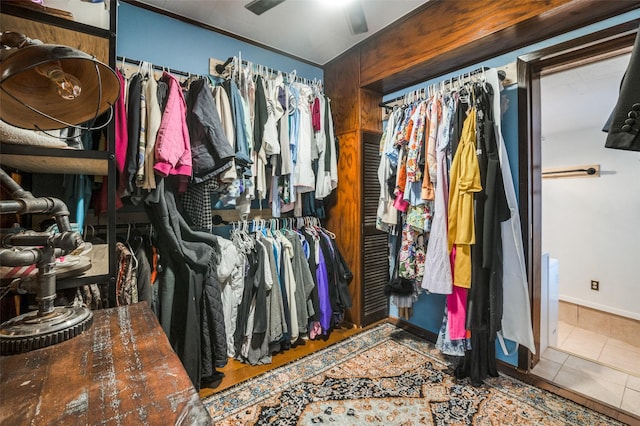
[
  {"xmin": 0, "ymin": 31, "xmax": 119, "ymax": 130},
  {"xmin": 0, "ymin": 31, "xmax": 120, "ymax": 354}
]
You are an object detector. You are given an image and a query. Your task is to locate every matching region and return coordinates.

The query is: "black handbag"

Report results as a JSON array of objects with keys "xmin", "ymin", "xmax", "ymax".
[{"xmin": 383, "ymin": 236, "xmax": 414, "ymax": 296}]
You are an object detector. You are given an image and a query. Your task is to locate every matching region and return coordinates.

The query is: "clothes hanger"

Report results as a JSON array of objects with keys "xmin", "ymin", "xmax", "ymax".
[
  {"xmin": 123, "ymin": 223, "xmax": 139, "ymax": 272},
  {"xmin": 81, "ymin": 224, "xmax": 97, "ymax": 244},
  {"xmin": 119, "ymin": 56, "xmax": 127, "ymax": 77}
]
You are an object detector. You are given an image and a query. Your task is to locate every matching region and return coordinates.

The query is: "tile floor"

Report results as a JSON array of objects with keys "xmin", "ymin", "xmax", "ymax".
[{"xmin": 532, "ymin": 320, "xmax": 640, "ymax": 416}]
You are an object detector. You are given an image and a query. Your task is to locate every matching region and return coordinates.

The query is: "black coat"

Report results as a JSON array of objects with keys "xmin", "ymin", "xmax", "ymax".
[
  {"xmin": 604, "ymin": 31, "xmax": 640, "ymax": 151},
  {"xmin": 124, "ymin": 73, "xmax": 142, "ymax": 194},
  {"xmin": 145, "ymin": 178, "xmax": 227, "ymax": 390},
  {"xmin": 185, "ymin": 78, "xmax": 235, "ymax": 183}
]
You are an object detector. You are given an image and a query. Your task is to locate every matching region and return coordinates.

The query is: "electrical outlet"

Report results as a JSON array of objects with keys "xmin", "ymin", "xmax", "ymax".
[{"xmin": 591, "ymin": 280, "xmax": 599, "ymax": 291}]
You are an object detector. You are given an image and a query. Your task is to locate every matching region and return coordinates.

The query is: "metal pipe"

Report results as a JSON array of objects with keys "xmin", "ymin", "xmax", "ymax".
[
  {"xmin": 0, "ymin": 200, "xmax": 23, "ymax": 214},
  {"xmin": 0, "ymin": 168, "xmax": 28, "ymax": 198},
  {"xmin": 0, "ymin": 246, "xmax": 65, "ymax": 267},
  {"xmin": 0, "ymin": 247, "xmax": 40, "ymax": 266},
  {"xmin": 0, "ymin": 168, "xmax": 73, "ymax": 232},
  {"xmin": 0, "ymin": 167, "xmax": 84, "ymax": 316},
  {"xmin": 36, "ymin": 246, "xmax": 56, "ymax": 315},
  {"xmin": 6, "ymin": 231, "xmax": 82, "ymax": 252}
]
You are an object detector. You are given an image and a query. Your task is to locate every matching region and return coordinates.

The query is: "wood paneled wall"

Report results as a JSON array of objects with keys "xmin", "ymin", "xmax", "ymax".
[
  {"xmin": 356, "ymin": 0, "xmax": 640, "ymax": 93},
  {"xmin": 324, "ymin": 48, "xmax": 383, "ymax": 326},
  {"xmin": 0, "ymin": 14, "xmax": 109, "ymax": 63},
  {"xmin": 324, "ymin": 130, "xmax": 362, "ymax": 325},
  {"xmin": 324, "ymin": 0, "xmax": 639, "ymax": 327}
]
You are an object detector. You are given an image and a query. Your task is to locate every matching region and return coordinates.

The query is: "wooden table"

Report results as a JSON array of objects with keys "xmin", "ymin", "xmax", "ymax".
[{"xmin": 0, "ymin": 303, "xmax": 210, "ymax": 425}]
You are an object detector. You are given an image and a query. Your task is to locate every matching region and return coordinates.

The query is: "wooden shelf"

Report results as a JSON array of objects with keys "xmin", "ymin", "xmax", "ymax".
[
  {"xmin": 0, "ymin": 143, "xmax": 110, "ymax": 175},
  {"xmin": 0, "ymin": 3, "xmax": 111, "ymax": 39}
]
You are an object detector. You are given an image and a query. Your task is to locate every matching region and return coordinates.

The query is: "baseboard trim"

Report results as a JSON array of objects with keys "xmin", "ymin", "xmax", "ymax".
[{"xmin": 387, "ymin": 317, "xmax": 439, "ymax": 343}]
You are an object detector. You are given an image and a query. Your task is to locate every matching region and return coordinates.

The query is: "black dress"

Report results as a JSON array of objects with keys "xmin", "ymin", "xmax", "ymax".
[{"xmin": 455, "ymin": 83, "xmax": 510, "ymax": 386}]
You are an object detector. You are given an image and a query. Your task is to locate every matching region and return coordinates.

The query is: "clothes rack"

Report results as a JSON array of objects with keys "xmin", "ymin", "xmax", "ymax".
[
  {"xmin": 379, "ymin": 66, "xmax": 505, "ymax": 111},
  {"xmin": 227, "ymin": 216, "xmax": 323, "ymax": 233},
  {"xmin": 116, "ymin": 56, "xmax": 192, "ymax": 78},
  {"xmin": 217, "ymin": 55, "xmax": 322, "ymax": 87}
]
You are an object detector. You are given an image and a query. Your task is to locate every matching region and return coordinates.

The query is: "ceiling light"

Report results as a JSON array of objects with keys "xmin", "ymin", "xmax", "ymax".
[{"xmin": 319, "ymin": 0, "xmax": 356, "ymax": 9}]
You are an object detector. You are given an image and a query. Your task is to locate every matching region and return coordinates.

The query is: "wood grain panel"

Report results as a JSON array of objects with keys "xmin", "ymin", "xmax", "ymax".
[
  {"xmin": 0, "ymin": 303, "xmax": 209, "ymax": 425},
  {"xmin": 1, "ymin": 153, "xmax": 108, "ymax": 175},
  {"xmin": 325, "ymin": 130, "xmax": 362, "ymax": 326},
  {"xmin": 358, "ymin": 0, "xmax": 639, "ymax": 93},
  {"xmin": 1, "ymin": 14, "xmax": 109, "ymax": 63},
  {"xmin": 360, "ymin": 88, "xmax": 382, "ymax": 133},
  {"xmin": 325, "ymin": 50, "xmax": 360, "ymax": 134}
]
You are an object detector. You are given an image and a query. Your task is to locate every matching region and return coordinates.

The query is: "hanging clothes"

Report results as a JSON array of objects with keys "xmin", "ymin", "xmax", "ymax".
[
  {"xmin": 122, "ymin": 73, "xmax": 142, "ymax": 197},
  {"xmin": 144, "ymin": 178, "xmax": 226, "ymax": 390},
  {"xmin": 215, "ymin": 218, "xmax": 351, "ymax": 365},
  {"xmin": 181, "ymin": 77, "xmax": 236, "ymax": 230},
  {"xmin": 487, "ymin": 68, "xmax": 536, "ymax": 355},
  {"xmin": 448, "ymin": 106, "xmax": 481, "ymax": 288},
  {"xmin": 377, "ymin": 66, "xmax": 536, "ymax": 387},
  {"xmin": 143, "ymin": 65, "xmax": 161, "ymax": 190},
  {"xmin": 153, "ymin": 72, "xmax": 192, "ymax": 193},
  {"xmin": 422, "ymin": 94, "xmax": 455, "ymax": 294},
  {"xmin": 115, "ymin": 241, "xmax": 138, "ymax": 306}
]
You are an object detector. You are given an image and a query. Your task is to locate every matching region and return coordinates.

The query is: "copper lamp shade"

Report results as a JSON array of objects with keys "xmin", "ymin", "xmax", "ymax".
[{"xmin": 0, "ymin": 43, "xmax": 120, "ymax": 130}]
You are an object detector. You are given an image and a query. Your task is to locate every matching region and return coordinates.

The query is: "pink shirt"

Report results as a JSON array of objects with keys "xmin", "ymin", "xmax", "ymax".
[{"xmin": 115, "ymin": 69, "xmax": 128, "ymax": 174}]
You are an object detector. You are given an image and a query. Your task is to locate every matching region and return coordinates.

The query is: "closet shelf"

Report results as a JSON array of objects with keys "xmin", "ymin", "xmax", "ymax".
[
  {"xmin": 0, "ymin": 3, "xmax": 112, "ymax": 38},
  {"xmin": 0, "ymin": 143, "xmax": 111, "ymax": 175},
  {"xmin": 56, "ymin": 243, "xmax": 110, "ymax": 289}
]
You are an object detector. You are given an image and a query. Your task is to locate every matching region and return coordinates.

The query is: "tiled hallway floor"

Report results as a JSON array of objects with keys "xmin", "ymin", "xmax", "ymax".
[{"xmin": 532, "ymin": 321, "xmax": 640, "ymax": 416}]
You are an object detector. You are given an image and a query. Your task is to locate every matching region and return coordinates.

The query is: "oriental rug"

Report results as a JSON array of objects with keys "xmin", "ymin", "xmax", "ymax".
[{"xmin": 202, "ymin": 323, "xmax": 621, "ymax": 425}]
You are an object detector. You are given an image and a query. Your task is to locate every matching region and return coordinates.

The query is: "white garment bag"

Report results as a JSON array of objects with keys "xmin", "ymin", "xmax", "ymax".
[{"xmin": 487, "ymin": 68, "xmax": 536, "ymax": 355}]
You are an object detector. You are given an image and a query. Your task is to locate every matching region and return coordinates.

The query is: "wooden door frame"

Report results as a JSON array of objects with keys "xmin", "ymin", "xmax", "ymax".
[{"xmin": 516, "ymin": 19, "xmax": 639, "ymax": 369}]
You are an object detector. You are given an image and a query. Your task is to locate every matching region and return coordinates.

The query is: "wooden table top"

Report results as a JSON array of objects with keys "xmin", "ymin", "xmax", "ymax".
[{"xmin": 0, "ymin": 303, "xmax": 210, "ymax": 425}]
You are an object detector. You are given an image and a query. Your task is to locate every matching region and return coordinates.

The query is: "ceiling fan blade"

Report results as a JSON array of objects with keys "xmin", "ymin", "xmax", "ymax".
[
  {"xmin": 245, "ymin": 0, "xmax": 286, "ymax": 16},
  {"xmin": 346, "ymin": 1, "xmax": 368, "ymax": 35}
]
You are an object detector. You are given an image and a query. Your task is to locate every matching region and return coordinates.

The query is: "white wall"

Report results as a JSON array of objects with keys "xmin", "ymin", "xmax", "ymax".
[{"xmin": 541, "ymin": 126, "xmax": 640, "ymax": 320}]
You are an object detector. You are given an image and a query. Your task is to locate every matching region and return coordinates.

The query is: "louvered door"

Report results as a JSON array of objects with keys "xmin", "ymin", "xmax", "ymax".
[{"xmin": 362, "ymin": 131, "xmax": 389, "ymax": 325}]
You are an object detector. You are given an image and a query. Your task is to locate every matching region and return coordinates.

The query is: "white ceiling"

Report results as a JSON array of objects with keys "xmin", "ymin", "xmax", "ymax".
[
  {"xmin": 131, "ymin": 0, "xmax": 430, "ymax": 65},
  {"xmin": 541, "ymin": 52, "xmax": 631, "ymax": 138}
]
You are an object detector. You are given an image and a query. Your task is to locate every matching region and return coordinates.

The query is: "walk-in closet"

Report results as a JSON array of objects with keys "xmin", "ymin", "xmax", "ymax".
[{"xmin": 1, "ymin": 1, "xmax": 639, "ymax": 424}]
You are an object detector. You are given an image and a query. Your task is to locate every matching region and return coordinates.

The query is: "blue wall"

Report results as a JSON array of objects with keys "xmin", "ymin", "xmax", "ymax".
[
  {"xmin": 386, "ymin": 9, "xmax": 640, "ymax": 367},
  {"xmin": 116, "ymin": 2, "xmax": 323, "ymax": 80}
]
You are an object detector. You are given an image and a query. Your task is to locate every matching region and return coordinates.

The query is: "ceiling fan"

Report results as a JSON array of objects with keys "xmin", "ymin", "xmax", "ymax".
[{"xmin": 245, "ymin": 0, "xmax": 369, "ymax": 35}]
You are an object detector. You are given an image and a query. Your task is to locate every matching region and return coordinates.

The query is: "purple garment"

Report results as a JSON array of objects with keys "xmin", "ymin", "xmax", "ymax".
[{"xmin": 316, "ymin": 243, "xmax": 332, "ymax": 333}]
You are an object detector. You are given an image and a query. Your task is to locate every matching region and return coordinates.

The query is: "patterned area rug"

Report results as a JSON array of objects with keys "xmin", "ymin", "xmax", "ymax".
[{"xmin": 202, "ymin": 323, "xmax": 621, "ymax": 425}]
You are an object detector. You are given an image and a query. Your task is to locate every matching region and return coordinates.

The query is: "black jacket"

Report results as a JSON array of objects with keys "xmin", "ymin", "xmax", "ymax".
[
  {"xmin": 185, "ymin": 78, "xmax": 235, "ymax": 183},
  {"xmin": 604, "ymin": 31, "xmax": 640, "ymax": 151}
]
